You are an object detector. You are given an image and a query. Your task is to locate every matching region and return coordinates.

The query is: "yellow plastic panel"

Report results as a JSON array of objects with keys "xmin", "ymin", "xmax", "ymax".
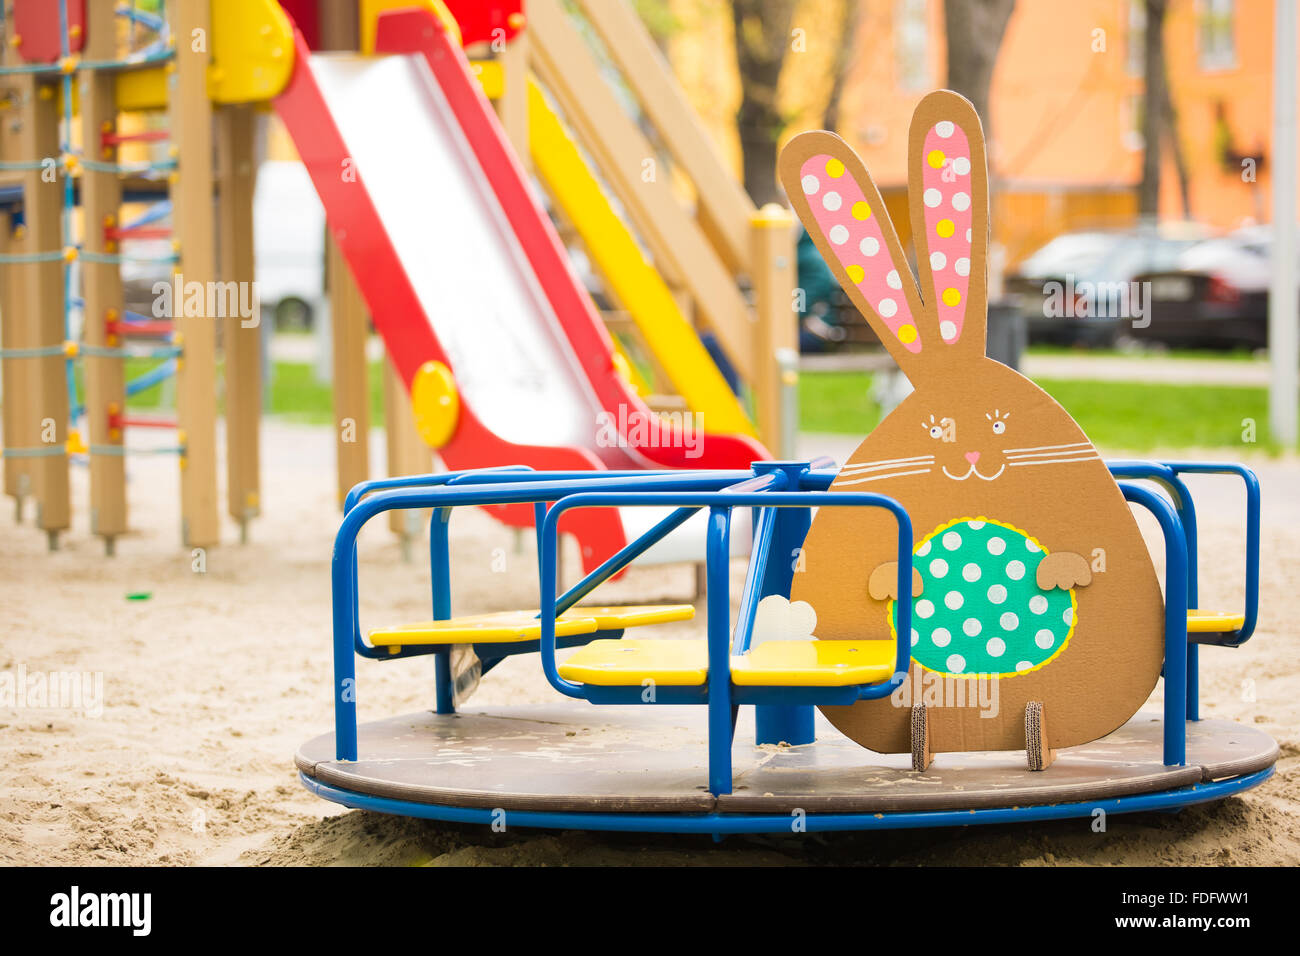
[
  {"xmin": 209, "ymin": 0, "xmax": 295, "ymax": 104},
  {"xmin": 558, "ymin": 640, "xmax": 708, "ymax": 686},
  {"xmin": 369, "ymin": 611, "xmax": 597, "ymax": 647},
  {"xmin": 1187, "ymin": 610, "xmax": 1246, "ymax": 634},
  {"xmin": 527, "ymin": 80, "xmax": 756, "ymax": 438},
  {"xmin": 115, "ymin": 66, "xmax": 168, "ymax": 112},
  {"xmin": 470, "ymin": 60, "xmax": 505, "ymax": 100},
  {"xmin": 574, "ymin": 605, "xmax": 695, "ymax": 629},
  {"xmin": 368, "ymin": 604, "xmax": 692, "ymax": 650},
  {"xmin": 730, "ymin": 640, "xmax": 896, "ymax": 687}
]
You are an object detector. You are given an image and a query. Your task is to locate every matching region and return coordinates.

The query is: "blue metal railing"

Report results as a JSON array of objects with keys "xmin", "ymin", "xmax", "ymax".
[{"xmin": 324, "ymin": 459, "xmax": 1262, "ymax": 790}]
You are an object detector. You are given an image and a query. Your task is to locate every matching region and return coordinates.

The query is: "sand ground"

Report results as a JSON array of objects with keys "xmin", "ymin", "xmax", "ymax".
[{"xmin": 1, "ymin": 422, "xmax": 1297, "ymax": 866}]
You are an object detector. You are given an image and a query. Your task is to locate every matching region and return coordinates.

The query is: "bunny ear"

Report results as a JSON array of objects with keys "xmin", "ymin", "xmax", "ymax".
[
  {"xmin": 908, "ymin": 91, "xmax": 989, "ymax": 358},
  {"xmin": 779, "ymin": 130, "xmax": 928, "ymax": 376}
]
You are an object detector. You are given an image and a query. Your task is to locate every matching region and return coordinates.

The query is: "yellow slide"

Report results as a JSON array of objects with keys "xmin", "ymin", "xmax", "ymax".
[{"xmin": 526, "ymin": 82, "xmax": 757, "ymax": 438}]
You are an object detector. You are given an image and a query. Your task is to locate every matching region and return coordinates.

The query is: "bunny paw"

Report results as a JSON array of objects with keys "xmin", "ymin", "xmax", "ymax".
[
  {"xmin": 1035, "ymin": 551, "xmax": 1092, "ymax": 591},
  {"xmin": 868, "ymin": 562, "xmax": 925, "ymax": 602}
]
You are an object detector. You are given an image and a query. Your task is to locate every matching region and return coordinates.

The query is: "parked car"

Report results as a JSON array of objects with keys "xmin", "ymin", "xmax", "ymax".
[
  {"xmin": 1007, "ymin": 227, "xmax": 1207, "ymax": 347},
  {"xmin": 796, "ymin": 227, "xmax": 851, "ymax": 352},
  {"xmin": 118, "ymin": 162, "xmax": 327, "ymax": 332},
  {"xmin": 1131, "ymin": 227, "xmax": 1280, "ymax": 350}
]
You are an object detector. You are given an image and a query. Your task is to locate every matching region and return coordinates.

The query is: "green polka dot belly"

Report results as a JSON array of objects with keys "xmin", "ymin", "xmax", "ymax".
[{"xmin": 889, "ymin": 518, "xmax": 1077, "ymax": 678}]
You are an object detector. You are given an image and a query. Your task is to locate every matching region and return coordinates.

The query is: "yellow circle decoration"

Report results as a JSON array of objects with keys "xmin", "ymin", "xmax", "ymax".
[{"xmin": 410, "ymin": 360, "xmax": 460, "ymax": 449}]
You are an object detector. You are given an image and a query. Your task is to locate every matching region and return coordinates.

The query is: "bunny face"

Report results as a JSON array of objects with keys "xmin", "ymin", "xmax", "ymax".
[
  {"xmin": 781, "ymin": 92, "xmax": 1166, "ymax": 757},
  {"xmin": 839, "ymin": 357, "xmax": 1101, "ymax": 495}
]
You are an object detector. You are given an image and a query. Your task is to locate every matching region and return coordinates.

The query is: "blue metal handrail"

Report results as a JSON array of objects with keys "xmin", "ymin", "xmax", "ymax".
[
  {"xmin": 535, "ymin": 489, "xmax": 914, "ymax": 701},
  {"xmin": 1118, "ymin": 482, "xmax": 1189, "ymax": 766}
]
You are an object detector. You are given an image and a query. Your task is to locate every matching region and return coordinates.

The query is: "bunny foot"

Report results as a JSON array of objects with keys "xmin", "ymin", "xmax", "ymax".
[
  {"xmin": 1025, "ymin": 701, "xmax": 1057, "ymax": 771},
  {"xmin": 869, "ymin": 562, "xmax": 924, "ymax": 602},
  {"xmin": 1036, "ymin": 551, "xmax": 1092, "ymax": 591},
  {"xmin": 910, "ymin": 704, "xmax": 933, "ymax": 772}
]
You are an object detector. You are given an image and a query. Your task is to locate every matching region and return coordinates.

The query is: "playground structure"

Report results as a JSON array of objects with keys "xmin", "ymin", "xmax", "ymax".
[
  {"xmin": 0, "ymin": 0, "xmax": 796, "ymax": 564},
  {"xmin": 296, "ymin": 86, "xmax": 1276, "ymax": 835},
  {"xmin": 0, "ymin": 0, "xmax": 287, "ymax": 552},
  {"xmin": 299, "ymin": 459, "xmax": 1273, "ymax": 833}
]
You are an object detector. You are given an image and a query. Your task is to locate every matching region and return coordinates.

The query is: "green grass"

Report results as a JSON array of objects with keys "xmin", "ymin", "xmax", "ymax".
[
  {"xmin": 103, "ymin": 359, "xmax": 1284, "ymax": 453},
  {"xmin": 799, "ymin": 370, "xmax": 1287, "ymax": 453},
  {"xmin": 87, "ymin": 358, "xmax": 388, "ymax": 425},
  {"xmin": 1025, "ymin": 344, "xmax": 1265, "ymax": 363}
]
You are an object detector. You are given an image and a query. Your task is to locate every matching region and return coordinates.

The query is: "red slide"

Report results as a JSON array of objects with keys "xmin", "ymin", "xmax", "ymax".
[{"xmin": 273, "ymin": 8, "xmax": 766, "ymax": 572}]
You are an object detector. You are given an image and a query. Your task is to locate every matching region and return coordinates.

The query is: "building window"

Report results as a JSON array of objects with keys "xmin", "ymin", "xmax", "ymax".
[
  {"xmin": 896, "ymin": 0, "xmax": 929, "ymax": 91},
  {"xmin": 1127, "ymin": 0, "xmax": 1145, "ymax": 77},
  {"xmin": 1197, "ymin": 0, "xmax": 1236, "ymax": 70}
]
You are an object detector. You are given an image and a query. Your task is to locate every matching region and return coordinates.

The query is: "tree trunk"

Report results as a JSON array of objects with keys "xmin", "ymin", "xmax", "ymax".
[
  {"xmin": 943, "ymin": 0, "xmax": 1016, "ymax": 147},
  {"xmin": 1162, "ymin": 74, "xmax": 1192, "ymax": 218},
  {"xmin": 731, "ymin": 0, "xmax": 797, "ymax": 207},
  {"xmin": 821, "ymin": 0, "xmax": 863, "ymax": 134},
  {"xmin": 1139, "ymin": 0, "xmax": 1169, "ymax": 218}
]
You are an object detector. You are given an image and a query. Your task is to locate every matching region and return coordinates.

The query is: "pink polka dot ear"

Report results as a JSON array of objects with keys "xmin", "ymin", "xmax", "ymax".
[
  {"xmin": 919, "ymin": 122, "xmax": 974, "ymax": 345},
  {"xmin": 799, "ymin": 153, "xmax": 922, "ymax": 354}
]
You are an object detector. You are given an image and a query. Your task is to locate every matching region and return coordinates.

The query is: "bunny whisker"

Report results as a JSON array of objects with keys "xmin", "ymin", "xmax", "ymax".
[
  {"xmin": 840, "ymin": 455, "xmax": 935, "ymax": 475},
  {"xmin": 1005, "ymin": 448, "xmax": 1099, "ymax": 461},
  {"xmin": 1001, "ymin": 441, "xmax": 1092, "ymax": 454},
  {"xmin": 836, "ymin": 468, "xmax": 933, "ymax": 486},
  {"xmin": 1007, "ymin": 455, "xmax": 1102, "ymax": 467}
]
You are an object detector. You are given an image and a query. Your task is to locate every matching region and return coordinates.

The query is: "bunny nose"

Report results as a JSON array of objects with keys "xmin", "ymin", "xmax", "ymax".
[{"xmin": 965, "ymin": 451, "xmax": 981, "ymax": 465}]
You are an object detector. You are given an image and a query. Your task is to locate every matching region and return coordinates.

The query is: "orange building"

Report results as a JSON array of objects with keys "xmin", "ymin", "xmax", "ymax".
[{"xmin": 669, "ymin": 0, "xmax": 1296, "ymax": 266}]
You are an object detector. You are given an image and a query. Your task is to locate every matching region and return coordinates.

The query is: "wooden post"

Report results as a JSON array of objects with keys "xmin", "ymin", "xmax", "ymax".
[
  {"xmin": 328, "ymin": 238, "xmax": 371, "ymax": 508},
  {"xmin": 80, "ymin": 0, "xmax": 128, "ymax": 553},
  {"xmin": 15, "ymin": 75, "xmax": 69, "ymax": 549},
  {"xmin": 382, "ymin": 357, "xmax": 431, "ymax": 548},
  {"xmin": 750, "ymin": 204, "xmax": 797, "ymax": 456},
  {"xmin": 217, "ymin": 104, "xmax": 261, "ymax": 541},
  {"xmin": 496, "ymin": 16, "xmax": 529, "ymax": 164},
  {"xmin": 168, "ymin": 0, "xmax": 220, "ymax": 548},
  {"xmin": 0, "ymin": 188, "xmax": 35, "ymax": 521}
]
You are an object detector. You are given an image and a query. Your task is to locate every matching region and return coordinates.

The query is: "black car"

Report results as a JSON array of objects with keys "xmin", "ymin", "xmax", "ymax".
[
  {"xmin": 1132, "ymin": 227, "xmax": 1279, "ymax": 350},
  {"xmin": 1007, "ymin": 229, "xmax": 1206, "ymax": 347}
]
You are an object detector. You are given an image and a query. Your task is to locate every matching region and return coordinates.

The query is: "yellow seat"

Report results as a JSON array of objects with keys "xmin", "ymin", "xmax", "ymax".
[
  {"xmin": 558, "ymin": 639, "xmax": 708, "ymax": 686},
  {"xmin": 572, "ymin": 605, "xmax": 695, "ymax": 629},
  {"xmin": 730, "ymin": 640, "xmax": 896, "ymax": 687},
  {"xmin": 1187, "ymin": 609, "xmax": 1246, "ymax": 634},
  {"xmin": 368, "ymin": 604, "xmax": 694, "ymax": 650}
]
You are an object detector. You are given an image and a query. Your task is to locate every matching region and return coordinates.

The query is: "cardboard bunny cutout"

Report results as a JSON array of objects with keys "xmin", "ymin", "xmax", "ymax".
[{"xmin": 782, "ymin": 92, "xmax": 1165, "ymax": 770}]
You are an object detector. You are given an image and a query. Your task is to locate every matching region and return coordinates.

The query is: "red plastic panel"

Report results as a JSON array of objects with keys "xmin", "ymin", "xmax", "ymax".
[
  {"xmin": 441, "ymin": 0, "xmax": 524, "ymax": 47},
  {"xmin": 12, "ymin": 0, "xmax": 85, "ymax": 64}
]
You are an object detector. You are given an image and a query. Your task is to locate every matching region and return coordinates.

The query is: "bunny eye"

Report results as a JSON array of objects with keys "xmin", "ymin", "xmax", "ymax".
[
  {"xmin": 928, "ymin": 425, "xmax": 944, "ymax": 439},
  {"xmin": 992, "ymin": 420, "xmax": 1006, "ymax": 435}
]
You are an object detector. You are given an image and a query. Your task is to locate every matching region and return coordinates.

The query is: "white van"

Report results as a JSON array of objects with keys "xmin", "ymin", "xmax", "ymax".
[{"xmin": 253, "ymin": 160, "xmax": 326, "ymax": 330}]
